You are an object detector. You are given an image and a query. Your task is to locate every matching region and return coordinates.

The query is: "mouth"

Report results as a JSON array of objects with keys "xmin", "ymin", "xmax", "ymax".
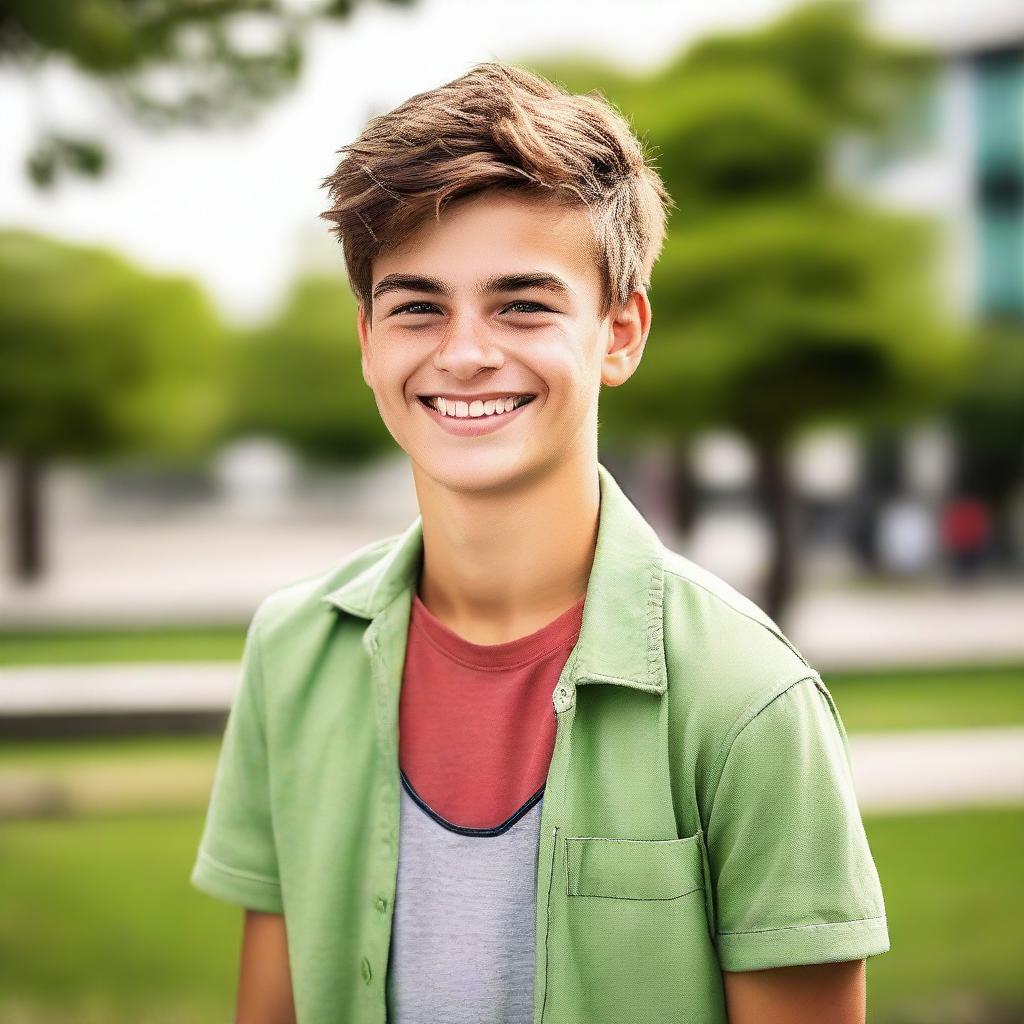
[
  {"xmin": 415, "ymin": 393, "xmax": 538, "ymax": 436},
  {"xmin": 413, "ymin": 397, "xmax": 536, "ymax": 417}
]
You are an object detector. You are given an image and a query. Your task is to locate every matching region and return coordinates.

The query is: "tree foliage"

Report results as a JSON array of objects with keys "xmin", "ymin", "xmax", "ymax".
[
  {"xmin": 0, "ymin": 0, "xmax": 414, "ymax": 188},
  {"xmin": 0, "ymin": 228, "xmax": 227, "ymax": 461}
]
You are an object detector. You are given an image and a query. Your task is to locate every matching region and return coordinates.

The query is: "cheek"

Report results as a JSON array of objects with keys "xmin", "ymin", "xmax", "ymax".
[
  {"xmin": 370, "ymin": 351, "xmax": 415, "ymax": 399},
  {"xmin": 538, "ymin": 345, "xmax": 591, "ymax": 388}
]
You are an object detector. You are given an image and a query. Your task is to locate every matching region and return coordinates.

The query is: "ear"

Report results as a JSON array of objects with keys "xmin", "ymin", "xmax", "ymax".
[
  {"xmin": 357, "ymin": 302, "xmax": 372, "ymax": 389},
  {"xmin": 601, "ymin": 288, "xmax": 651, "ymax": 388}
]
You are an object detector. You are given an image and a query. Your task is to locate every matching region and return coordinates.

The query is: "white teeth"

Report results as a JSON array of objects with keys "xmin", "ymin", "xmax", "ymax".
[{"xmin": 428, "ymin": 395, "xmax": 529, "ymax": 418}]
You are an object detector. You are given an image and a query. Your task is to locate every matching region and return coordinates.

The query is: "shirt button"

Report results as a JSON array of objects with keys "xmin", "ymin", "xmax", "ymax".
[
  {"xmin": 361, "ymin": 957, "xmax": 372, "ymax": 983},
  {"xmin": 375, "ymin": 896, "xmax": 387, "ymax": 913}
]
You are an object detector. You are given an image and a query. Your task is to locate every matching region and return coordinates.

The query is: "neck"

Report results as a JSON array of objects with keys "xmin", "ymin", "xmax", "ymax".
[{"xmin": 411, "ymin": 453, "xmax": 600, "ymax": 645}]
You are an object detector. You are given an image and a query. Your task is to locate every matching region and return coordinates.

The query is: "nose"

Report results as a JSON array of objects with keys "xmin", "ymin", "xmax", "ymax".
[{"xmin": 432, "ymin": 311, "xmax": 504, "ymax": 377}]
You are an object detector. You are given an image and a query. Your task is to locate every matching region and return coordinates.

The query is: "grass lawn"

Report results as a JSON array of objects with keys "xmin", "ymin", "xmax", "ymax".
[
  {"xmin": 826, "ymin": 663, "xmax": 1024, "ymax": 733},
  {"xmin": 864, "ymin": 805, "xmax": 1024, "ymax": 1023},
  {"xmin": 0, "ymin": 805, "xmax": 1020, "ymax": 1023},
  {"xmin": 0, "ymin": 626, "xmax": 245, "ymax": 666},
  {"xmin": 0, "ymin": 810, "xmax": 239, "ymax": 1023},
  {"xmin": 0, "ymin": 734, "xmax": 222, "ymax": 770}
]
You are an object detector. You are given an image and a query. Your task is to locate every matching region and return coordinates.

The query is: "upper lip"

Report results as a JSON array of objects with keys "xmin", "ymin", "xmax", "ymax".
[{"xmin": 417, "ymin": 392, "xmax": 535, "ymax": 401}]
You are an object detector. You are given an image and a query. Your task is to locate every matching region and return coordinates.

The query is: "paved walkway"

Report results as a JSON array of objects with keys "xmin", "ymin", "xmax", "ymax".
[
  {"xmin": 1, "ymin": 461, "xmax": 1022, "ymax": 672},
  {"xmin": 0, "ymin": 662, "xmax": 237, "ymax": 715},
  {"xmin": 847, "ymin": 727, "xmax": 1024, "ymax": 813},
  {"xmin": 788, "ymin": 582, "xmax": 1024, "ymax": 671}
]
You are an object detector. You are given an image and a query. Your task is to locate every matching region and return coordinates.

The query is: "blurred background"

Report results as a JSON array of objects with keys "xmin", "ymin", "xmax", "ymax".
[{"xmin": 1, "ymin": 0, "xmax": 1022, "ymax": 1021}]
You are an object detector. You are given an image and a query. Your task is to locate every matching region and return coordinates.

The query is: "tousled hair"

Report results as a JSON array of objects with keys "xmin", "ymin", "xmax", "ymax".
[{"xmin": 318, "ymin": 60, "xmax": 674, "ymax": 320}]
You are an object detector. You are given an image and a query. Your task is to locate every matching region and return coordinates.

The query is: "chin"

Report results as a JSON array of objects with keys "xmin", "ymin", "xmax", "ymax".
[{"xmin": 417, "ymin": 453, "xmax": 535, "ymax": 494}]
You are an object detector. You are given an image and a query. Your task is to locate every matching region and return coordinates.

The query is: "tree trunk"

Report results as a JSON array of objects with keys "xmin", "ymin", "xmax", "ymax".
[
  {"xmin": 752, "ymin": 438, "xmax": 796, "ymax": 626},
  {"xmin": 10, "ymin": 452, "xmax": 44, "ymax": 581},
  {"xmin": 668, "ymin": 438, "xmax": 700, "ymax": 539}
]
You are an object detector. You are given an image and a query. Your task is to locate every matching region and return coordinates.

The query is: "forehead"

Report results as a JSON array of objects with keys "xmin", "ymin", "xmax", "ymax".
[{"xmin": 372, "ymin": 190, "xmax": 603, "ymax": 299}]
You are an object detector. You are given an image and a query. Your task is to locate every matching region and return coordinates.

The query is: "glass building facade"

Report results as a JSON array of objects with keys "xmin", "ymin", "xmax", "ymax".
[{"xmin": 975, "ymin": 47, "xmax": 1024, "ymax": 319}]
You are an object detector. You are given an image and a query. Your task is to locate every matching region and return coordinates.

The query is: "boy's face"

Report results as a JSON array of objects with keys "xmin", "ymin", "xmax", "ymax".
[{"xmin": 357, "ymin": 188, "xmax": 650, "ymax": 495}]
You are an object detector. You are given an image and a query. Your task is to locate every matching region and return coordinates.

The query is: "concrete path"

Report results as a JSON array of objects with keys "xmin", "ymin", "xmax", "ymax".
[
  {"xmin": 789, "ymin": 583, "xmax": 1024, "ymax": 672},
  {"xmin": 1, "ymin": 457, "xmax": 1022, "ymax": 672},
  {"xmin": 0, "ymin": 662, "xmax": 237, "ymax": 715},
  {"xmin": 847, "ymin": 727, "xmax": 1024, "ymax": 813}
]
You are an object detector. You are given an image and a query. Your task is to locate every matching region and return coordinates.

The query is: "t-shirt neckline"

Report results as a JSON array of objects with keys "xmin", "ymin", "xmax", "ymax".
[{"xmin": 410, "ymin": 591, "xmax": 586, "ymax": 671}]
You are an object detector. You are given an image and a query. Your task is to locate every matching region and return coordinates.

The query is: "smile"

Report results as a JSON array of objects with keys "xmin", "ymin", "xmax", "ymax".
[{"xmin": 416, "ymin": 394, "xmax": 537, "ymax": 436}]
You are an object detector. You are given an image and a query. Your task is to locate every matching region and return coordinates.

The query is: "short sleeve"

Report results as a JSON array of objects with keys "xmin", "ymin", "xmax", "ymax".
[
  {"xmin": 190, "ymin": 609, "xmax": 284, "ymax": 913},
  {"xmin": 706, "ymin": 676, "xmax": 889, "ymax": 971}
]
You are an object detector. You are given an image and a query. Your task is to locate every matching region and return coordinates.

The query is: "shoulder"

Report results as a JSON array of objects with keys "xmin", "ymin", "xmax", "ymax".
[
  {"xmin": 660, "ymin": 547, "xmax": 823, "ymax": 763},
  {"xmin": 662, "ymin": 547, "xmax": 813, "ymax": 679},
  {"xmin": 250, "ymin": 531, "xmax": 403, "ymax": 641},
  {"xmin": 234, "ymin": 532, "xmax": 406, "ymax": 738}
]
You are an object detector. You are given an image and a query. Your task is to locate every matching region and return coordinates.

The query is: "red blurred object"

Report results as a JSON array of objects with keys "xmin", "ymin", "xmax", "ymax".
[
  {"xmin": 939, "ymin": 496, "xmax": 992, "ymax": 578},
  {"xmin": 940, "ymin": 497, "xmax": 991, "ymax": 553}
]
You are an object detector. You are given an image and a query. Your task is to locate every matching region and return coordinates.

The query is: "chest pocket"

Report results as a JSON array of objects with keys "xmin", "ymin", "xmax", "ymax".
[
  {"xmin": 566, "ymin": 833, "xmax": 705, "ymax": 901},
  {"xmin": 553, "ymin": 831, "xmax": 726, "ymax": 1024}
]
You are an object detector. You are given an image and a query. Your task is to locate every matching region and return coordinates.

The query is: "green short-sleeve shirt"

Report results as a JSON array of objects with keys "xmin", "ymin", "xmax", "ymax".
[
  {"xmin": 191, "ymin": 461, "xmax": 888, "ymax": 1023},
  {"xmin": 707, "ymin": 676, "xmax": 889, "ymax": 971}
]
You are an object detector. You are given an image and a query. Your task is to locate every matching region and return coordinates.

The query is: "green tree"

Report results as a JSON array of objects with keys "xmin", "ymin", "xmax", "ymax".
[
  {"xmin": 0, "ymin": 0, "xmax": 414, "ymax": 188},
  {"xmin": 947, "ymin": 323, "xmax": 1024, "ymax": 556},
  {"xmin": 532, "ymin": 1, "xmax": 968, "ymax": 623},
  {"xmin": 228, "ymin": 274, "xmax": 394, "ymax": 463},
  {"xmin": 0, "ymin": 229, "xmax": 228, "ymax": 579}
]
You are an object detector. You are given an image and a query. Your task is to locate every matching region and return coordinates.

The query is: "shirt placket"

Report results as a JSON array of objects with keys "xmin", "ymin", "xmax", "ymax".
[
  {"xmin": 362, "ymin": 589, "xmax": 413, "ymax": 1023},
  {"xmin": 532, "ymin": 655, "xmax": 579, "ymax": 1024}
]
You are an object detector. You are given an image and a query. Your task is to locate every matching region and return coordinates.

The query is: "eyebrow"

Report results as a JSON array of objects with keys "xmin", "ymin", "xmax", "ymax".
[{"xmin": 371, "ymin": 272, "xmax": 575, "ymax": 303}]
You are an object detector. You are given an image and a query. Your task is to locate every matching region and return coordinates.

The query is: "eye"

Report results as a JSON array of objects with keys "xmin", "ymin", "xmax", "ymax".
[
  {"xmin": 504, "ymin": 301, "xmax": 550, "ymax": 314},
  {"xmin": 392, "ymin": 301, "xmax": 439, "ymax": 316},
  {"xmin": 389, "ymin": 299, "xmax": 552, "ymax": 319}
]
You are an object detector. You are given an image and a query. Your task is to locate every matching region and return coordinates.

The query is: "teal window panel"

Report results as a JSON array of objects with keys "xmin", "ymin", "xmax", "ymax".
[
  {"xmin": 976, "ymin": 51, "xmax": 1024, "ymax": 176},
  {"xmin": 978, "ymin": 205, "xmax": 1024, "ymax": 316}
]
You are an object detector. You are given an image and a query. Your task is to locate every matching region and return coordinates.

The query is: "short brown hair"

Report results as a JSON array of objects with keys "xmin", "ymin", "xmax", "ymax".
[{"xmin": 318, "ymin": 60, "xmax": 674, "ymax": 321}]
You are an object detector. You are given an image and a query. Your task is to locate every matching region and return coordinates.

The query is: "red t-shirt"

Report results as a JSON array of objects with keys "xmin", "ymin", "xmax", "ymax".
[{"xmin": 399, "ymin": 590, "xmax": 585, "ymax": 829}]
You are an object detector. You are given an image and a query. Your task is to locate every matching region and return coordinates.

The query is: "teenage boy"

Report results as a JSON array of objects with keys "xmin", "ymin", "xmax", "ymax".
[{"xmin": 191, "ymin": 60, "xmax": 889, "ymax": 1024}]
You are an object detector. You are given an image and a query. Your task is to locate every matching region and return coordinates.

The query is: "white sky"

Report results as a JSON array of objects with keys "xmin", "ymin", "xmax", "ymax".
[{"xmin": 0, "ymin": 0, "xmax": 1010, "ymax": 324}]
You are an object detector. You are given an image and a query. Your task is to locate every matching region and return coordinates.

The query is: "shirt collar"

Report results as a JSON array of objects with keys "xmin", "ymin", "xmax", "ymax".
[{"xmin": 320, "ymin": 461, "xmax": 668, "ymax": 695}]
